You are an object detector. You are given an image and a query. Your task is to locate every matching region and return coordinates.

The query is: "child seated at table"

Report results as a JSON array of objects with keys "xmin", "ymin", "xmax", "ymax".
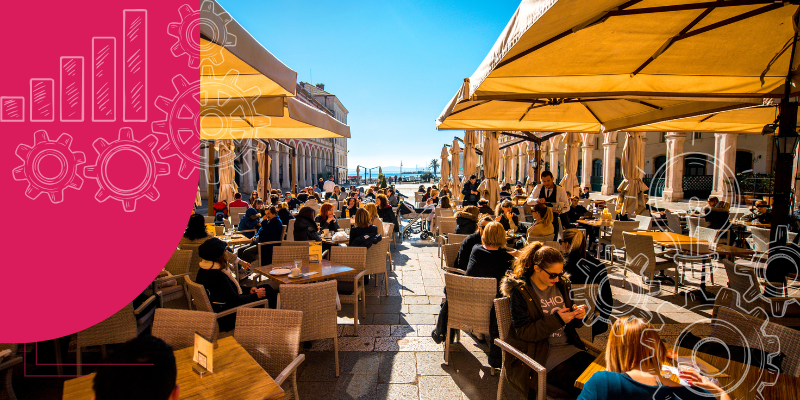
[{"xmin": 577, "ymin": 316, "xmax": 730, "ymax": 400}]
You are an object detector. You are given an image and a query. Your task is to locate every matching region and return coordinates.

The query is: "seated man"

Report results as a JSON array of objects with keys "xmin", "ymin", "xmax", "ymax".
[
  {"xmin": 284, "ymin": 193, "xmax": 302, "ymax": 210},
  {"xmin": 93, "ymin": 336, "xmax": 179, "ymax": 400},
  {"xmin": 297, "ymin": 189, "xmax": 309, "ymax": 202},
  {"xmin": 313, "ymin": 184, "xmax": 321, "ymax": 193},
  {"xmin": 565, "ymin": 196, "xmax": 590, "ymax": 223},
  {"xmin": 228, "ymin": 192, "xmax": 248, "ymax": 208},
  {"xmin": 742, "ymin": 200, "xmax": 772, "ymax": 224},
  {"xmin": 701, "ymin": 196, "xmax": 730, "ymax": 230},
  {"xmin": 580, "ymin": 186, "xmax": 591, "ymax": 199},
  {"xmin": 238, "ymin": 206, "xmax": 283, "ymax": 265}
]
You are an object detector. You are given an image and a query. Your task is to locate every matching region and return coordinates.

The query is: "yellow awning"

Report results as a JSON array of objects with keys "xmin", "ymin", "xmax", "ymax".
[
  {"xmin": 458, "ymin": 0, "xmax": 799, "ymax": 102},
  {"xmin": 634, "ymin": 104, "xmax": 786, "ymax": 134}
]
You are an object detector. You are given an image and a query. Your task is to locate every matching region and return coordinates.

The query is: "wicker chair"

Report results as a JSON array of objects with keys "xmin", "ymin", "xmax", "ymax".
[
  {"xmin": 204, "ymin": 215, "xmax": 215, "ymax": 224},
  {"xmin": 443, "ymin": 273, "xmax": 496, "ymax": 366},
  {"xmin": 338, "ymin": 218, "xmax": 351, "ymax": 230},
  {"xmin": 329, "ymin": 246, "xmax": 368, "ymax": 334},
  {"xmin": 184, "ymin": 276, "xmax": 268, "ymax": 339},
  {"xmin": 382, "ymin": 222, "xmax": 395, "ymax": 269},
  {"xmin": 622, "ymin": 232, "xmax": 679, "ymax": 293},
  {"xmin": 665, "ymin": 211, "xmax": 683, "ymax": 234},
  {"xmin": 634, "ymin": 215, "xmax": 653, "ymax": 231},
  {"xmin": 230, "ymin": 207, "xmax": 247, "ymax": 225},
  {"xmin": 178, "ymin": 242, "xmax": 203, "ymax": 282},
  {"xmin": 438, "ymin": 208, "xmax": 455, "ymax": 218},
  {"xmin": 333, "ymin": 210, "xmax": 342, "ymax": 218},
  {"xmin": 448, "ymin": 233, "xmax": 470, "ymax": 245},
  {"xmin": 686, "ymin": 216, "xmax": 706, "ymax": 238},
  {"xmin": 598, "ymin": 221, "xmax": 639, "ymax": 266},
  {"xmin": 0, "ymin": 344, "xmax": 21, "ymax": 400},
  {"xmin": 151, "ymin": 309, "xmax": 216, "ymax": 350},
  {"xmin": 272, "ymin": 246, "xmax": 310, "ymax": 264},
  {"xmin": 153, "ymin": 249, "xmax": 192, "ymax": 308},
  {"xmin": 234, "ymin": 308, "xmax": 305, "ymax": 399},
  {"xmin": 713, "ymin": 307, "xmax": 800, "ymax": 378},
  {"xmin": 437, "ymin": 218, "xmax": 458, "ymax": 258},
  {"xmin": 722, "ymin": 260, "xmax": 800, "ymax": 327},
  {"xmin": 285, "ymin": 219, "xmax": 296, "ymax": 241},
  {"xmin": 76, "ymin": 297, "xmax": 158, "ymax": 375},
  {"xmin": 441, "ymin": 243, "xmax": 464, "ymax": 275},
  {"xmin": 366, "ymin": 238, "xmax": 392, "ymax": 296},
  {"xmin": 747, "ymin": 226, "xmax": 770, "ymax": 253},
  {"xmin": 280, "ymin": 280, "xmax": 340, "ymax": 376}
]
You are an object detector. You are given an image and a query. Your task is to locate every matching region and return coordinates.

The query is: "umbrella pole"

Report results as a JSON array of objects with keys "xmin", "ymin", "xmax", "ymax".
[
  {"xmin": 292, "ymin": 147, "xmax": 298, "ymax": 195},
  {"xmin": 207, "ymin": 141, "xmax": 215, "ymax": 216},
  {"xmin": 262, "ymin": 140, "xmax": 269, "ymax": 201}
]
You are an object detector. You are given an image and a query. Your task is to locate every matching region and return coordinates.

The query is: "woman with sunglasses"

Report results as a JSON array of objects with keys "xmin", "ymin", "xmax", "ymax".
[
  {"xmin": 500, "ymin": 242, "xmax": 595, "ymax": 399},
  {"xmin": 560, "ymin": 229, "xmax": 611, "ymax": 337}
]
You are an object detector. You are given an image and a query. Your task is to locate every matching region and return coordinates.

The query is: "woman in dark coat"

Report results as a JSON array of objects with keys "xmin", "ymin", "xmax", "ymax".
[
  {"xmin": 315, "ymin": 203, "xmax": 340, "ymax": 231},
  {"xmin": 293, "ymin": 206, "xmax": 322, "ymax": 241},
  {"xmin": 344, "ymin": 196, "xmax": 360, "ymax": 218},
  {"xmin": 276, "ymin": 202, "xmax": 294, "ymax": 226},
  {"xmin": 195, "ymin": 238, "xmax": 276, "ymax": 331},
  {"xmin": 455, "ymin": 206, "xmax": 480, "ymax": 235},
  {"xmin": 348, "ymin": 208, "xmax": 381, "ymax": 247},
  {"xmin": 495, "ymin": 199, "xmax": 523, "ymax": 233},
  {"xmin": 376, "ymin": 194, "xmax": 398, "ymax": 236},
  {"xmin": 560, "ymin": 228, "xmax": 611, "ymax": 337}
]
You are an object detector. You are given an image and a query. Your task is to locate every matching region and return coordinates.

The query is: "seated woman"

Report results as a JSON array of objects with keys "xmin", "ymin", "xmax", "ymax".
[
  {"xmin": 315, "ymin": 203, "xmax": 340, "ymax": 232},
  {"xmin": 349, "ymin": 208, "xmax": 382, "ymax": 248},
  {"xmin": 195, "ymin": 238, "xmax": 277, "ymax": 331},
  {"xmin": 478, "ymin": 198, "xmax": 495, "ymax": 216},
  {"xmin": 454, "ymin": 216, "xmax": 493, "ymax": 270},
  {"xmin": 365, "ymin": 203, "xmax": 385, "ymax": 236},
  {"xmin": 560, "ymin": 229, "xmax": 611, "ymax": 337},
  {"xmin": 527, "ymin": 203, "xmax": 555, "ymax": 240},
  {"xmin": 252, "ymin": 198, "xmax": 266, "ymax": 218},
  {"xmin": 496, "ymin": 200, "xmax": 522, "ymax": 234},
  {"xmin": 439, "ymin": 187, "xmax": 452, "ymax": 198},
  {"xmin": 578, "ymin": 316, "xmax": 729, "ymax": 400},
  {"xmin": 499, "ymin": 183, "xmax": 513, "ymax": 199},
  {"xmin": 237, "ymin": 208, "xmax": 262, "ymax": 238},
  {"xmin": 293, "ymin": 206, "xmax": 322, "ymax": 241},
  {"xmin": 433, "ymin": 222, "xmax": 515, "ymax": 370},
  {"xmin": 455, "ymin": 206, "xmax": 479, "ymax": 234},
  {"xmin": 500, "ymin": 242, "xmax": 594, "ymax": 398},
  {"xmin": 180, "ymin": 214, "xmax": 251, "ymax": 276},
  {"xmin": 344, "ymin": 196, "xmax": 360, "ymax": 218},
  {"xmin": 376, "ymin": 194, "xmax": 399, "ymax": 236},
  {"xmin": 418, "ymin": 185, "xmax": 426, "ymax": 193},
  {"xmin": 365, "ymin": 187, "xmax": 376, "ymax": 200},
  {"xmin": 276, "ymin": 202, "xmax": 294, "ymax": 226},
  {"xmin": 429, "ymin": 189, "xmax": 440, "ymax": 205},
  {"xmin": 440, "ymin": 195, "xmax": 452, "ymax": 209}
]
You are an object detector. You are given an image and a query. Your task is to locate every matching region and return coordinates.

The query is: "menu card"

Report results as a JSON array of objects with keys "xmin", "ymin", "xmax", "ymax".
[
  {"xmin": 205, "ymin": 223, "xmax": 216, "ymax": 236},
  {"xmin": 309, "ymin": 242, "xmax": 322, "ymax": 263},
  {"xmin": 193, "ymin": 332, "xmax": 214, "ymax": 373}
]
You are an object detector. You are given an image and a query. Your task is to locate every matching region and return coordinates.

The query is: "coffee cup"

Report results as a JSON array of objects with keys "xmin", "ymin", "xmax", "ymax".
[
  {"xmin": 323, "ymin": 229, "xmax": 330, "ymax": 238},
  {"xmin": 290, "ymin": 267, "xmax": 301, "ymax": 277}
]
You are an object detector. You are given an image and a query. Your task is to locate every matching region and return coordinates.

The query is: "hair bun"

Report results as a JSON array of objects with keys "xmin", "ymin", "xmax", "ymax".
[{"xmin": 529, "ymin": 241, "xmax": 544, "ymax": 253}]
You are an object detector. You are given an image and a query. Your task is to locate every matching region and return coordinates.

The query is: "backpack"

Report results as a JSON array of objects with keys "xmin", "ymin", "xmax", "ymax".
[{"xmin": 351, "ymin": 232, "xmax": 382, "ymax": 249}]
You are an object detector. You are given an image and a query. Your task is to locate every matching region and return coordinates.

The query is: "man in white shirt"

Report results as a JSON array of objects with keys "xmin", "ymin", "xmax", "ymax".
[
  {"xmin": 526, "ymin": 170, "xmax": 569, "ymax": 239},
  {"xmin": 323, "ymin": 175, "xmax": 336, "ymax": 198}
]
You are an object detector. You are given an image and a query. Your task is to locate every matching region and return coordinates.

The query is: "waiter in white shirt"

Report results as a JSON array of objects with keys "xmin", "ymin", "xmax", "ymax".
[
  {"xmin": 323, "ymin": 175, "xmax": 336, "ymax": 199},
  {"xmin": 526, "ymin": 170, "xmax": 569, "ymax": 239}
]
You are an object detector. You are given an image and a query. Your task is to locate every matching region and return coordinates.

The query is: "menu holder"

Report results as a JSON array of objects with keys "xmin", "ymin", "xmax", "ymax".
[
  {"xmin": 309, "ymin": 242, "xmax": 322, "ymax": 263},
  {"xmin": 192, "ymin": 332, "xmax": 214, "ymax": 377},
  {"xmin": 205, "ymin": 223, "xmax": 216, "ymax": 236}
]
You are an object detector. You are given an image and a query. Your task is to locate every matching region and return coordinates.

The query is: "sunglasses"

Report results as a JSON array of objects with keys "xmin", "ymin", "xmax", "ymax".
[{"xmin": 539, "ymin": 266, "xmax": 565, "ymax": 279}]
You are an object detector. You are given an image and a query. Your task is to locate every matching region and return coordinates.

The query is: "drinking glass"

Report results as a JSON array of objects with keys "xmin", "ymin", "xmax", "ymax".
[{"xmin": 294, "ymin": 259, "xmax": 302, "ymax": 269}]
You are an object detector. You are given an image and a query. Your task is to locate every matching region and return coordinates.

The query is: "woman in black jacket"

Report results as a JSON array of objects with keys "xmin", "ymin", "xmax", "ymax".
[
  {"xmin": 376, "ymin": 194, "xmax": 398, "ymax": 236},
  {"xmin": 195, "ymin": 238, "xmax": 277, "ymax": 331},
  {"xmin": 561, "ymin": 228, "xmax": 611, "ymax": 338},
  {"xmin": 315, "ymin": 203, "xmax": 340, "ymax": 231},
  {"xmin": 495, "ymin": 200, "xmax": 523, "ymax": 233},
  {"xmin": 349, "ymin": 208, "xmax": 381, "ymax": 247},
  {"xmin": 344, "ymin": 196, "xmax": 359, "ymax": 218},
  {"xmin": 455, "ymin": 206, "xmax": 479, "ymax": 235},
  {"xmin": 277, "ymin": 202, "xmax": 294, "ymax": 226},
  {"xmin": 293, "ymin": 207, "xmax": 322, "ymax": 241},
  {"xmin": 478, "ymin": 198, "xmax": 494, "ymax": 216},
  {"xmin": 454, "ymin": 216, "xmax": 493, "ymax": 271}
]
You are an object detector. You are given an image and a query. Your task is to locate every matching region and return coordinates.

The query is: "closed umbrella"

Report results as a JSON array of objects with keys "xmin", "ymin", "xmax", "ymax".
[
  {"xmin": 560, "ymin": 132, "xmax": 581, "ymax": 196},
  {"xmin": 525, "ymin": 142, "xmax": 537, "ymax": 193},
  {"xmin": 477, "ymin": 131, "xmax": 501, "ymax": 207},
  {"xmin": 451, "ymin": 139, "xmax": 462, "ymax": 201},
  {"xmin": 461, "ymin": 131, "xmax": 477, "ymax": 193},
  {"xmin": 217, "ymin": 139, "xmax": 238, "ymax": 204},
  {"xmin": 195, "ymin": 186, "xmax": 202, "ymax": 207},
  {"xmin": 439, "ymin": 146, "xmax": 450, "ymax": 192},
  {"xmin": 617, "ymin": 132, "xmax": 648, "ymax": 216},
  {"xmin": 256, "ymin": 140, "xmax": 269, "ymax": 193},
  {"xmin": 503, "ymin": 148, "xmax": 514, "ymax": 186}
]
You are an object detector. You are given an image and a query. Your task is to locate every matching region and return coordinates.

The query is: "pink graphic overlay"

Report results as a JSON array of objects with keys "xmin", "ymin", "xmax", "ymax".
[
  {"xmin": 1, "ymin": 97, "xmax": 25, "ymax": 122},
  {"xmin": 30, "ymin": 79, "xmax": 55, "ymax": 122},
  {"xmin": 1, "ymin": 1, "xmax": 198, "ymax": 344},
  {"xmin": 123, "ymin": 9, "xmax": 147, "ymax": 122},
  {"xmin": 60, "ymin": 56, "xmax": 84, "ymax": 122},
  {"xmin": 92, "ymin": 37, "xmax": 117, "ymax": 122}
]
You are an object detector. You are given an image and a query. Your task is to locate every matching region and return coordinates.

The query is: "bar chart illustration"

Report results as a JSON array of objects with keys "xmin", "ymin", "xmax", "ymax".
[
  {"xmin": 123, "ymin": 9, "xmax": 148, "ymax": 122},
  {"xmin": 60, "ymin": 57, "xmax": 85, "ymax": 122},
  {"xmin": 92, "ymin": 37, "xmax": 116, "ymax": 122},
  {"xmin": 0, "ymin": 97, "xmax": 25, "ymax": 122},
  {"xmin": 30, "ymin": 79, "xmax": 54, "ymax": 122}
]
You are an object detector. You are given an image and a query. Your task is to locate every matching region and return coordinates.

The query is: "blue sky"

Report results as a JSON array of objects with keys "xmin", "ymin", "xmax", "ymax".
[{"xmin": 220, "ymin": 0, "xmax": 520, "ymax": 171}]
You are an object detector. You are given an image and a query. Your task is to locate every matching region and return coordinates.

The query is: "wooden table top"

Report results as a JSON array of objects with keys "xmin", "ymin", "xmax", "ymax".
[
  {"xmin": 216, "ymin": 234, "xmax": 252, "ymax": 247},
  {"xmin": 575, "ymin": 345, "xmax": 799, "ymax": 400},
  {"xmin": 63, "ymin": 337, "xmax": 284, "ymax": 400},
  {"xmin": 256, "ymin": 259, "xmax": 355, "ymax": 284},
  {"xmin": 633, "ymin": 231, "xmax": 704, "ymax": 246},
  {"xmin": 731, "ymin": 221, "xmax": 771, "ymax": 228},
  {"xmin": 577, "ymin": 219, "xmax": 614, "ymax": 228},
  {"xmin": 668, "ymin": 243, "xmax": 756, "ymax": 257}
]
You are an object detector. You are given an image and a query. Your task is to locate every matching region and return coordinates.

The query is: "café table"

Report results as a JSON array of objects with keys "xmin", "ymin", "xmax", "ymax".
[
  {"xmin": 577, "ymin": 218, "xmax": 614, "ymax": 228},
  {"xmin": 216, "ymin": 234, "xmax": 252, "ymax": 248},
  {"xmin": 575, "ymin": 345, "xmax": 799, "ymax": 400},
  {"xmin": 62, "ymin": 336, "xmax": 284, "ymax": 400},
  {"xmin": 255, "ymin": 259, "xmax": 355, "ymax": 285}
]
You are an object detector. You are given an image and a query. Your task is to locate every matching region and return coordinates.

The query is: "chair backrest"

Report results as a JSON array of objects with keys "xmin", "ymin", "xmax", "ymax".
[
  {"xmin": 696, "ymin": 226, "xmax": 720, "ymax": 245},
  {"xmin": 164, "ymin": 249, "xmax": 192, "ymax": 276},
  {"xmin": 330, "ymin": 246, "xmax": 367, "ymax": 272},
  {"xmin": 666, "ymin": 211, "xmax": 682, "ymax": 234},
  {"xmin": 77, "ymin": 303, "xmax": 137, "ymax": 348},
  {"xmin": 712, "ymin": 307, "xmax": 800, "ymax": 377},
  {"xmin": 528, "ymin": 235, "xmax": 553, "ymax": 243},
  {"xmin": 634, "ymin": 215, "xmax": 652, "ymax": 231},
  {"xmin": 382, "ymin": 222, "xmax": 394, "ymax": 238},
  {"xmin": 214, "ymin": 225, "xmax": 224, "ymax": 236},
  {"xmin": 438, "ymin": 208, "xmax": 455, "ymax": 218},
  {"xmin": 178, "ymin": 243, "xmax": 203, "ymax": 281},
  {"xmin": 204, "ymin": 216, "xmax": 215, "ymax": 224},
  {"xmin": 749, "ymin": 227, "xmax": 770, "ymax": 252},
  {"xmin": 556, "ymin": 215, "xmax": 564, "ymax": 240},
  {"xmin": 722, "ymin": 260, "xmax": 762, "ymax": 307},
  {"xmin": 234, "ymin": 308, "xmax": 303, "ymax": 378},
  {"xmin": 285, "ymin": 219, "xmax": 296, "ymax": 241},
  {"xmin": 544, "ymin": 241, "xmax": 560, "ymax": 249},
  {"xmin": 272, "ymin": 246, "xmax": 310, "ymax": 264},
  {"xmin": 687, "ymin": 216, "xmax": 703, "ymax": 237},
  {"xmin": 448, "ymin": 233, "xmax": 470, "ymax": 245},
  {"xmin": 415, "ymin": 192, "xmax": 424, "ymax": 205},
  {"xmin": 639, "ymin": 208, "xmax": 651, "ymax": 217},
  {"xmin": 333, "ymin": 210, "xmax": 342, "ymax": 218},
  {"xmin": 185, "ymin": 276, "xmax": 214, "ymax": 313},
  {"xmin": 365, "ymin": 238, "xmax": 391, "ymax": 276},
  {"xmin": 223, "ymin": 219, "xmax": 233, "ymax": 230},
  {"xmin": 338, "ymin": 218, "xmax": 351, "ymax": 230},
  {"xmin": 570, "ymin": 284, "xmax": 599, "ymax": 342},
  {"xmin": 606, "ymin": 199, "xmax": 618, "ymax": 219},
  {"xmin": 152, "ymin": 309, "xmax": 216, "ymax": 350},
  {"xmin": 230, "ymin": 207, "xmax": 247, "ymax": 225},
  {"xmin": 279, "ymin": 280, "xmax": 338, "ymax": 342},
  {"xmin": 442, "ymin": 243, "xmax": 461, "ymax": 270},
  {"xmin": 579, "ymin": 199, "xmax": 591, "ymax": 208},
  {"xmin": 611, "ymin": 221, "xmax": 641, "ymax": 248},
  {"xmin": 494, "ymin": 297, "xmax": 512, "ymax": 342},
  {"xmin": 445, "ymin": 273, "xmax": 497, "ymax": 336},
  {"xmin": 623, "ymin": 232, "xmax": 657, "ymax": 279},
  {"xmin": 438, "ymin": 219, "xmax": 458, "ymax": 236}
]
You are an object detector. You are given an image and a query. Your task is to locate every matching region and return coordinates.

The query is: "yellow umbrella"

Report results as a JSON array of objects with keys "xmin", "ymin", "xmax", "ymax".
[
  {"xmin": 461, "ymin": 131, "xmax": 477, "ymax": 191},
  {"xmin": 617, "ymin": 132, "xmax": 648, "ymax": 216},
  {"xmin": 632, "ymin": 104, "xmax": 788, "ymax": 134},
  {"xmin": 478, "ymin": 131, "xmax": 501, "ymax": 207},
  {"xmin": 560, "ymin": 132, "xmax": 581, "ymax": 195},
  {"xmin": 503, "ymin": 148, "xmax": 514, "ymax": 186},
  {"xmin": 439, "ymin": 146, "xmax": 450, "ymax": 192},
  {"xmin": 450, "ymin": 139, "xmax": 462, "ymax": 201}
]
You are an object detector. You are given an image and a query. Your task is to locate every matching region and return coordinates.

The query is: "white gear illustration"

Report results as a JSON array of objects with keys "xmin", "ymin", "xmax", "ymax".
[
  {"xmin": 168, "ymin": 1, "xmax": 236, "ymax": 67},
  {"xmin": 647, "ymin": 290, "xmax": 780, "ymax": 400},
  {"xmin": 152, "ymin": 69, "xmax": 263, "ymax": 181},
  {"xmin": 83, "ymin": 127, "xmax": 170, "ymax": 212},
  {"xmin": 12, "ymin": 130, "xmax": 85, "ymax": 204},
  {"xmin": 736, "ymin": 225, "xmax": 800, "ymax": 317}
]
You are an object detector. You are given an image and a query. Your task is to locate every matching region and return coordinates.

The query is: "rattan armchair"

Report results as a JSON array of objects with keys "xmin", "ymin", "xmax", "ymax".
[
  {"xmin": 382, "ymin": 222, "xmax": 395, "ymax": 269},
  {"xmin": 0, "ymin": 344, "xmax": 21, "ymax": 400},
  {"xmin": 441, "ymin": 243, "xmax": 464, "ymax": 275},
  {"xmin": 184, "ymin": 276, "xmax": 268, "ymax": 338},
  {"xmin": 569, "ymin": 284, "xmax": 603, "ymax": 351},
  {"xmin": 443, "ymin": 273, "xmax": 496, "ymax": 365},
  {"xmin": 272, "ymin": 246, "xmax": 310, "ymax": 264},
  {"xmin": 152, "ymin": 309, "xmax": 216, "ymax": 350},
  {"xmin": 338, "ymin": 218, "xmax": 351, "ymax": 230},
  {"xmin": 234, "ymin": 308, "xmax": 305, "ymax": 399},
  {"xmin": 280, "ymin": 280, "xmax": 340, "ymax": 376},
  {"xmin": 598, "ymin": 220, "xmax": 639, "ymax": 266},
  {"xmin": 329, "ymin": 246, "xmax": 368, "ymax": 334},
  {"xmin": 721, "ymin": 260, "xmax": 800, "ymax": 327},
  {"xmin": 447, "ymin": 233, "xmax": 470, "ymax": 245},
  {"xmin": 622, "ymin": 232, "xmax": 679, "ymax": 293},
  {"xmin": 152, "ymin": 249, "xmax": 192, "ymax": 308},
  {"xmin": 285, "ymin": 219, "xmax": 296, "ymax": 241},
  {"xmin": 436, "ymin": 217, "xmax": 457, "ymax": 258},
  {"xmin": 366, "ymin": 238, "xmax": 392, "ymax": 296},
  {"xmin": 177, "ymin": 242, "xmax": 204, "ymax": 282},
  {"xmin": 665, "ymin": 211, "xmax": 683, "ymax": 235},
  {"xmin": 230, "ymin": 207, "xmax": 247, "ymax": 225}
]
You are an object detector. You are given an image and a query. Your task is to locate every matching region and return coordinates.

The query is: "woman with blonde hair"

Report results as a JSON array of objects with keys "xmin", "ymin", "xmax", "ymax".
[
  {"xmin": 499, "ymin": 242, "xmax": 593, "ymax": 398},
  {"xmin": 577, "ymin": 317, "xmax": 729, "ymax": 400},
  {"xmin": 348, "ymin": 208, "xmax": 381, "ymax": 248},
  {"xmin": 527, "ymin": 203, "xmax": 554, "ymax": 240},
  {"xmin": 364, "ymin": 202, "xmax": 385, "ymax": 236}
]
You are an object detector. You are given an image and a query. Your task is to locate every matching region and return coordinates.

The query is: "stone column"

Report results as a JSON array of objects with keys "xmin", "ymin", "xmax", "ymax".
[
  {"xmin": 601, "ymin": 132, "xmax": 619, "ymax": 195},
  {"xmin": 549, "ymin": 135, "xmax": 562, "ymax": 178},
  {"xmin": 581, "ymin": 133, "xmax": 596, "ymax": 192},
  {"xmin": 298, "ymin": 148, "xmax": 306, "ymax": 189},
  {"xmin": 662, "ymin": 132, "xmax": 687, "ymax": 201},
  {"xmin": 711, "ymin": 133, "xmax": 738, "ymax": 201},
  {"xmin": 519, "ymin": 144, "xmax": 528, "ymax": 184},
  {"xmin": 199, "ymin": 146, "xmax": 208, "ymax": 197},
  {"xmin": 269, "ymin": 146, "xmax": 279, "ymax": 193},
  {"xmin": 241, "ymin": 140, "xmax": 254, "ymax": 193}
]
